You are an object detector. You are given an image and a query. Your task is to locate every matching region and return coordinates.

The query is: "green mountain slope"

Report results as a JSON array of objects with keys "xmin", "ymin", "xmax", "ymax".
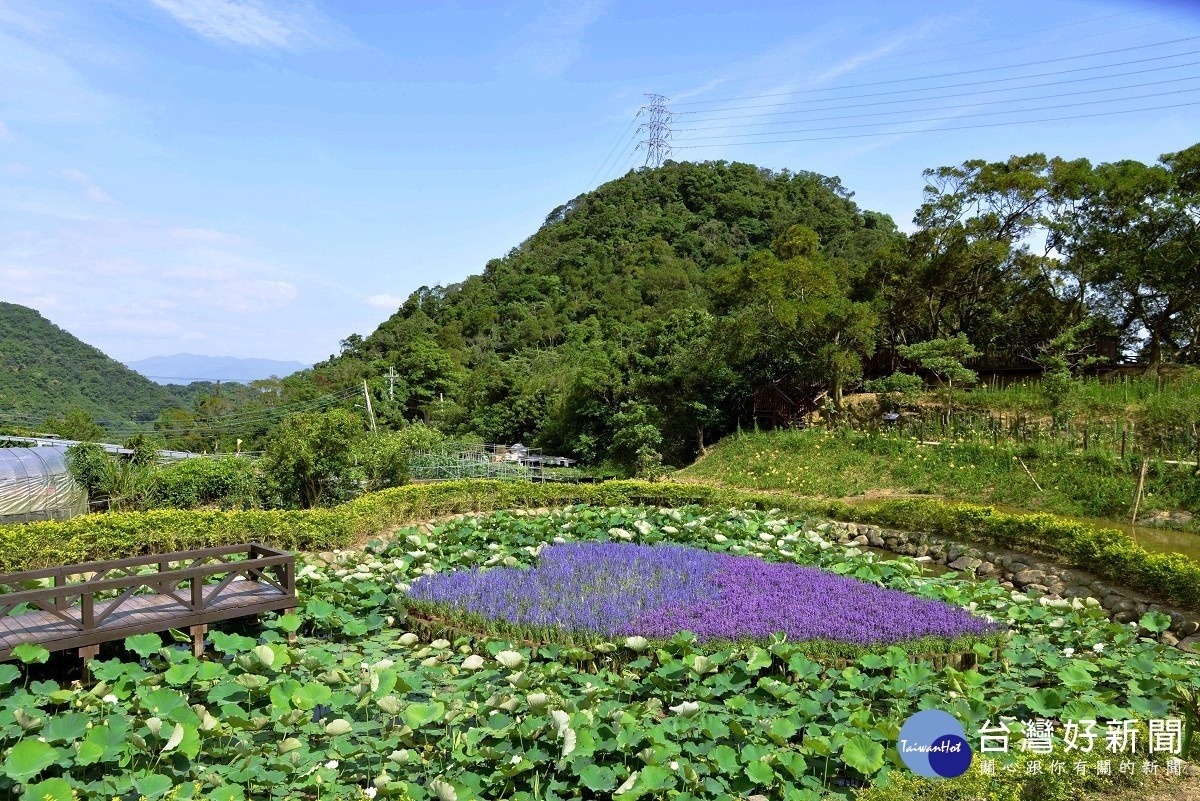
[
  {"xmin": 0, "ymin": 302, "xmax": 180, "ymax": 429},
  {"xmin": 299, "ymin": 160, "xmax": 903, "ymax": 468}
]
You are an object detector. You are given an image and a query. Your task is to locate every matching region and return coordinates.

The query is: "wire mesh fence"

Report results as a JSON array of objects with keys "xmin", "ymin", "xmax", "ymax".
[{"xmin": 408, "ymin": 443, "xmax": 555, "ymax": 482}]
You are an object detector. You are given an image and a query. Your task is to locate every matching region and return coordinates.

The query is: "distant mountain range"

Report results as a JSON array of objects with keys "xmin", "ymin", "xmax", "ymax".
[{"xmin": 124, "ymin": 354, "xmax": 309, "ymax": 385}]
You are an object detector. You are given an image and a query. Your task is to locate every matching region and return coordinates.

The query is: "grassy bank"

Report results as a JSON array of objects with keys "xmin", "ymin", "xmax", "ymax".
[{"xmin": 680, "ymin": 428, "xmax": 1200, "ymax": 531}]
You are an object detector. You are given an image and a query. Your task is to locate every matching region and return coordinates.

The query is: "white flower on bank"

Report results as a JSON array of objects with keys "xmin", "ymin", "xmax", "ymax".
[
  {"xmin": 1063, "ymin": 647, "xmax": 1075, "ymax": 657},
  {"xmin": 1092, "ymin": 643, "xmax": 1105, "ymax": 653}
]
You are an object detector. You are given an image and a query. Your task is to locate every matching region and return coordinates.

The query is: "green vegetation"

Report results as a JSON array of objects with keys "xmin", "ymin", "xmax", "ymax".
[
  {"xmin": 6, "ymin": 145, "xmax": 1200, "ymax": 474},
  {"xmin": 0, "ymin": 302, "xmax": 179, "ymax": 426},
  {"xmin": 7, "ymin": 478, "xmax": 1200, "ymax": 617},
  {"xmin": 0, "ymin": 506, "xmax": 1192, "ymax": 799},
  {"xmin": 58, "ymin": 413, "xmax": 446, "ymax": 513},
  {"xmin": 280, "ymin": 145, "xmax": 1200, "ymax": 472},
  {"xmin": 682, "ymin": 428, "xmax": 1200, "ymax": 528}
]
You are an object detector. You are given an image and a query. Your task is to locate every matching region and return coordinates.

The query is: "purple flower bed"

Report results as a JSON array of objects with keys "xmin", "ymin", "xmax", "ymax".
[{"xmin": 407, "ymin": 542, "xmax": 1001, "ymax": 646}]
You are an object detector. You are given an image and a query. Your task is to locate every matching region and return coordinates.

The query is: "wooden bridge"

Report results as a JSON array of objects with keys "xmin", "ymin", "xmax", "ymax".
[{"xmin": 0, "ymin": 544, "xmax": 296, "ymax": 662}]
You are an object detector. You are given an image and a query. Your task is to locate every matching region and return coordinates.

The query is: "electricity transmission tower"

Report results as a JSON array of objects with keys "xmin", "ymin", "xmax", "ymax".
[{"xmin": 635, "ymin": 94, "xmax": 672, "ymax": 168}]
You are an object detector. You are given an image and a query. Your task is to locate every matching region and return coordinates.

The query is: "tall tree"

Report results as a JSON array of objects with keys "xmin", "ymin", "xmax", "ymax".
[{"xmin": 718, "ymin": 225, "xmax": 877, "ymax": 409}]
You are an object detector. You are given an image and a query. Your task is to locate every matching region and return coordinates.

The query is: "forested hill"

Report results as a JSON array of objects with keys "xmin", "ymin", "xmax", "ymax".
[
  {"xmin": 297, "ymin": 146, "xmax": 1199, "ymax": 472},
  {"xmin": 0, "ymin": 302, "xmax": 179, "ymax": 427},
  {"xmin": 304, "ymin": 161, "xmax": 904, "ymax": 467}
]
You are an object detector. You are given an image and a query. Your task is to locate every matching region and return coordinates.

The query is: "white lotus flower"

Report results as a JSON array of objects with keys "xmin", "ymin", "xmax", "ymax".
[
  {"xmin": 325, "ymin": 759, "xmax": 340, "ymax": 770},
  {"xmin": 462, "ymin": 655, "xmax": 485, "ymax": 671},
  {"xmin": 669, "ymin": 701, "xmax": 700, "ymax": 718}
]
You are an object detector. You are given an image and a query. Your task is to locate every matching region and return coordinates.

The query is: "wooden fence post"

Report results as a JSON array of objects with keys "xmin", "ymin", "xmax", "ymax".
[{"xmin": 1131, "ymin": 458, "xmax": 1149, "ymax": 526}]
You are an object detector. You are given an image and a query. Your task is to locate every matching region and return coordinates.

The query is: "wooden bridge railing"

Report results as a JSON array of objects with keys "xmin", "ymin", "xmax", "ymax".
[{"xmin": 0, "ymin": 543, "xmax": 296, "ymax": 662}]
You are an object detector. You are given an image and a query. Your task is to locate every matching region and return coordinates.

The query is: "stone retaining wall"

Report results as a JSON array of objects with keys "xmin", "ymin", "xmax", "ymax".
[{"xmin": 828, "ymin": 521, "xmax": 1200, "ymax": 650}]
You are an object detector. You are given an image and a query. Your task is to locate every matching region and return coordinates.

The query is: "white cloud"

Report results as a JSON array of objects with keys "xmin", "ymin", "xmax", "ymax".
[
  {"xmin": 504, "ymin": 0, "xmax": 607, "ymax": 78},
  {"xmin": 62, "ymin": 167, "xmax": 112, "ymax": 203},
  {"xmin": 1, "ymin": 163, "xmax": 32, "ymax": 177},
  {"xmin": 148, "ymin": 0, "xmax": 336, "ymax": 51},
  {"xmin": 166, "ymin": 265, "xmax": 238, "ymax": 281},
  {"xmin": 109, "ymin": 317, "xmax": 183, "ymax": 336},
  {"xmin": 169, "ymin": 226, "xmax": 230, "ymax": 242},
  {"xmin": 0, "ymin": 120, "xmax": 11, "ymax": 140},
  {"xmin": 189, "ymin": 279, "xmax": 298, "ymax": 312},
  {"xmin": 365, "ymin": 293, "xmax": 404, "ymax": 309}
]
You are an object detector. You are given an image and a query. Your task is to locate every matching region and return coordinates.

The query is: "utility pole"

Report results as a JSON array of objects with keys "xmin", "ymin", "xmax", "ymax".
[
  {"xmin": 387, "ymin": 367, "xmax": 396, "ymax": 401},
  {"xmin": 635, "ymin": 94, "xmax": 672, "ymax": 168},
  {"xmin": 362, "ymin": 380, "xmax": 377, "ymax": 433}
]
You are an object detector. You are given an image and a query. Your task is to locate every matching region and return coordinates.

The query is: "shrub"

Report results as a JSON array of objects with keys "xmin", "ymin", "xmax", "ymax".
[{"xmin": 153, "ymin": 456, "xmax": 259, "ymax": 510}]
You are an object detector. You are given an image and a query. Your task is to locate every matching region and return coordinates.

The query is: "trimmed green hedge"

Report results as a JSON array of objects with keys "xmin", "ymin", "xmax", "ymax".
[
  {"xmin": 5, "ymin": 479, "xmax": 1198, "ymax": 615},
  {"xmin": 0, "ymin": 481, "xmax": 752, "ymax": 572}
]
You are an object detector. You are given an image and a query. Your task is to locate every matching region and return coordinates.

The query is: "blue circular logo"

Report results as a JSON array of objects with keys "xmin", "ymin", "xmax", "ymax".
[{"xmin": 897, "ymin": 710, "xmax": 973, "ymax": 778}]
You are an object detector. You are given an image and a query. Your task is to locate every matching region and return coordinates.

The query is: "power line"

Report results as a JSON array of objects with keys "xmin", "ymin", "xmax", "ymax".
[
  {"xmin": 675, "ymin": 49, "xmax": 1200, "ymax": 115},
  {"xmin": 141, "ymin": 375, "xmax": 293, "ymax": 382},
  {"xmin": 675, "ymin": 85, "xmax": 1200, "ymax": 141},
  {"xmin": 820, "ymin": 9, "xmax": 1200, "ymax": 85},
  {"xmin": 586, "ymin": 113, "xmax": 640, "ymax": 189},
  {"xmin": 684, "ymin": 1, "xmax": 1196, "ymax": 92},
  {"xmin": 671, "ymin": 98, "xmax": 1200, "ymax": 149},
  {"xmin": 0, "ymin": 387, "xmax": 362, "ymax": 430},
  {"xmin": 678, "ymin": 60, "xmax": 1200, "ymax": 124},
  {"xmin": 677, "ymin": 74, "xmax": 1200, "ymax": 133},
  {"xmin": 672, "ymin": 35, "xmax": 1199, "ymax": 107}
]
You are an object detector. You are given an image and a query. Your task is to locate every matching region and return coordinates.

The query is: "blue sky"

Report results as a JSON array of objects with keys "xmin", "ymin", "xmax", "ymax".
[{"xmin": 2, "ymin": 0, "xmax": 1199, "ymax": 368}]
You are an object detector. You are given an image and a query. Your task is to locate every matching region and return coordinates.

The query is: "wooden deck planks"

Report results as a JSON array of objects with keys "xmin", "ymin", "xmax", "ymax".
[{"xmin": 0, "ymin": 576, "xmax": 293, "ymax": 660}]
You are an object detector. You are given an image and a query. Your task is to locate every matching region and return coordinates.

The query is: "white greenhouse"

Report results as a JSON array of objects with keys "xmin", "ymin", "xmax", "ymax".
[{"xmin": 0, "ymin": 446, "xmax": 88, "ymax": 524}]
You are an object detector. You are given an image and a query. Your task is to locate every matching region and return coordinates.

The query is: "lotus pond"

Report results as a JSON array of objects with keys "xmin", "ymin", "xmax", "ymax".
[{"xmin": 0, "ymin": 505, "xmax": 1197, "ymax": 801}]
